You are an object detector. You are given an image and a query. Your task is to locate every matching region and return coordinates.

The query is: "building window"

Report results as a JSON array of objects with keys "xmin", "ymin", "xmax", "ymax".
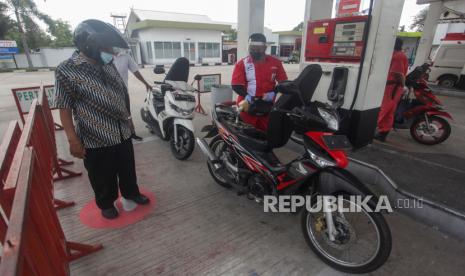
[
  {"xmin": 146, "ymin": 41, "xmax": 153, "ymax": 59},
  {"xmin": 270, "ymin": 45, "xmax": 277, "ymax": 56},
  {"xmin": 154, "ymin": 41, "xmax": 182, "ymax": 59},
  {"xmin": 198, "ymin": 42, "xmax": 221, "ymax": 58}
]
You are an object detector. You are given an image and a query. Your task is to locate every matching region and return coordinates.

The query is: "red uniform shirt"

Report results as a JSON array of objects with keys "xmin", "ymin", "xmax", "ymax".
[
  {"xmin": 377, "ymin": 50, "xmax": 409, "ymax": 133},
  {"xmin": 387, "ymin": 50, "xmax": 409, "ymax": 83},
  {"xmin": 231, "ymin": 55, "xmax": 287, "ymax": 103}
]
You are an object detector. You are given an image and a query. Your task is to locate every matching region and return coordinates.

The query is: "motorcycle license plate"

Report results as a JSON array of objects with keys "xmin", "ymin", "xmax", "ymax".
[{"xmin": 322, "ymin": 135, "xmax": 352, "ymax": 150}]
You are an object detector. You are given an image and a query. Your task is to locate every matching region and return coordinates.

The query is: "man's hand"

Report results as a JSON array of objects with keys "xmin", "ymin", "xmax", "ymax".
[
  {"xmin": 59, "ymin": 109, "xmax": 86, "ymax": 158},
  {"xmin": 134, "ymin": 71, "xmax": 152, "ymax": 91},
  {"xmin": 262, "ymin": 91, "xmax": 276, "ymax": 102},
  {"xmin": 69, "ymin": 139, "xmax": 86, "ymax": 159}
]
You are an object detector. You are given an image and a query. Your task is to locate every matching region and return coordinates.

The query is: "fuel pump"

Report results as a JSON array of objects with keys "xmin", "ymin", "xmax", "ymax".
[
  {"xmin": 305, "ymin": 15, "xmax": 368, "ymax": 63},
  {"xmin": 300, "ymin": 0, "xmax": 405, "ymax": 147}
]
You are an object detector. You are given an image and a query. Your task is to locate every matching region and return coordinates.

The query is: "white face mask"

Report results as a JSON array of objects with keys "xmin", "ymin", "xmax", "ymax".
[{"xmin": 100, "ymin": 51, "xmax": 114, "ymax": 65}]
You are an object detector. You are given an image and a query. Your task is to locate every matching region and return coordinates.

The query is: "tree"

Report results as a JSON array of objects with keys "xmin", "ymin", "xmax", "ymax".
[
  {"xmin": 48, "ymin": 20, "xmax": 73, "ymax": 48},
  {"xmin": 224, "ymin": 28, "xmax": 237, "ymax": 41},
  {"xmin": 410, "ymin": 7, "xmax": 428, "ymax": 32},
  {"xmin": 293, "ymin": 22, "xmax": 304, "ymax": 32},
  {"xmin": 0, "ymin": 2, "xmax": 13, "ymax": 39},
  {"xmin": 3, "ymin": 0, "xmax": 68, "ymax": 68}
]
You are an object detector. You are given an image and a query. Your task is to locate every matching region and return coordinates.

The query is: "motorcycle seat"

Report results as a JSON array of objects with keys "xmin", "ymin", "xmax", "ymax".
[
  {"xmin": 236, "ymin": 131, "xmax": 269, "ymax": 152},
  {"xmin": 253, "ymin": 150, "xmax": 287, "ymax": 174},
  {"xmin": 222, "ymin": 122, "xmax": 286, "ymax": 173}
]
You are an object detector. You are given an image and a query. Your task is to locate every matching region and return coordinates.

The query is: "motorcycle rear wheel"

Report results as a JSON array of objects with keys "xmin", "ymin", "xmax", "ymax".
[
  {"xmin": 410, "ymin": 115, "xmax": 451, "ymax": 145},
  {"xmin": 207, "ymin": 136, "xmax": 233, "ymax": 188}
]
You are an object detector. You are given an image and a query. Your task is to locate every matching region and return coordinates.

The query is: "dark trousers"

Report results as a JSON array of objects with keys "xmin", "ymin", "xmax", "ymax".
[{"xmin": 84, "ymin": 138, "xmax": 140, "ymax": 209}]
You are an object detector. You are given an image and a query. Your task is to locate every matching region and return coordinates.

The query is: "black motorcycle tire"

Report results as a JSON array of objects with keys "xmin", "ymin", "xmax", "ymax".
[
  {"xmin": 410, "ymin": 115, "xmax": 451, "ymax": 145},
  {"xmin": 207, "ymin": 136, "xmax": 232, "ymax": 189},
  {"xmin": 169, "ymin": 125, "xmax": 195, "ymax": 160},
  {"xmin": 301, "ymin": 193, "xmax": 392, "ymax": 274}
]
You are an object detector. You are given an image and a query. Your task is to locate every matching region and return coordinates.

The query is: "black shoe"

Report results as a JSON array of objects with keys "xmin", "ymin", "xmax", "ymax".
[
  {"xmin": 101, "ymin": 207, "xmax": 119, "ymax": 219},
  {"xmin": 374, "ymin": 131, "xmax": 389, "ymax": 142},
  {"xmin": 128, "ymin": 194, "xmax": 150, "ymax": 205},
  {"xmin": 131, "ymin": 133, "xmax": 143, "ymax": 141}
]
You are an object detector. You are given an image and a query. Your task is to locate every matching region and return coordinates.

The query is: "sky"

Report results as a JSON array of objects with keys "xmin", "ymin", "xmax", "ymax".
[{"xmin": 34, "ymin": 0, "xmax": 426, "ymax": 32}]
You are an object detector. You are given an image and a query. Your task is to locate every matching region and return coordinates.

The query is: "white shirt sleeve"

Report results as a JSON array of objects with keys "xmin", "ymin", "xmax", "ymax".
[{"xmin": 127, "ymin": 54, "xmax": 139, "ymax": 73}]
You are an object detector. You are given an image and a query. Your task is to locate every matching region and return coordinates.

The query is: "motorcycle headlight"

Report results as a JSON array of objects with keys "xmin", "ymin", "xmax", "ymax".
[
  {"xmin": 169, "ymin": 102, "xmax": 194, "ymax": 116},
  {"xmin": 307, "ymin": 148, "xmax": 337, "ymax": 168},
  {"xmin": 317, "ymin": 107, "xmax": 339, "ymax": 131}
]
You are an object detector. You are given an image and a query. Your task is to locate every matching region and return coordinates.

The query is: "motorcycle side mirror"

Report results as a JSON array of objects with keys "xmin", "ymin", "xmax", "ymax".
[
  {"xmin": 194, "ymin": 74, "xmax": 202, "ymax": 81},
  {"xmin": 154, "ymin": 66, "xmax": 166, "ymax": 75}
]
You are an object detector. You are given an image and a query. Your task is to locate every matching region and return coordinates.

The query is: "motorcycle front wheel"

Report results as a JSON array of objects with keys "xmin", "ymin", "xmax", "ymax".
[
  {"xmin": 301, "ymin": 193, "xmax": 391, "ymax": 274},
  {"xmin": 169, "ymin": 125, "xmax": 195, "ymax": 160},
  {"xmin": 410, "ymin": 115, "xmax": 451, "ymax": 145}
]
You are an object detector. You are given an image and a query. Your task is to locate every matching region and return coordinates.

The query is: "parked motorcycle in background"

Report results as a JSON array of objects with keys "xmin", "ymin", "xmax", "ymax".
[
  {"xmin": 140, "ymin": 57, "xmax": 198, "ymax": 160},
  {"xmin": 395, "ymin": 63, "xmax": 453, "ymax": 145},
  {"xmin": 197, "ymin": 65, "xmax": 392, "ymax": 274}
]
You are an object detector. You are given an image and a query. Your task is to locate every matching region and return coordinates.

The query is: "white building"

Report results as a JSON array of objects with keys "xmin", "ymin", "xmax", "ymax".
[
  {"xmin": 272, "ymin": 30, "xmax": 303, "ymax": 61},
  {"xmin": 126, "ymin": 9, "xmax": 231, "ymax": 65}
]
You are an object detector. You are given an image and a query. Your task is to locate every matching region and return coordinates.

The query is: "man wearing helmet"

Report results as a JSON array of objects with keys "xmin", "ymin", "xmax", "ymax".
[
  {"xmin": 231, "ymin": 33, "xmax": 288, "ymax": 131},
  {"xmin": 55, "ymin": 19, "xmax": 149, "ymax": 219}
]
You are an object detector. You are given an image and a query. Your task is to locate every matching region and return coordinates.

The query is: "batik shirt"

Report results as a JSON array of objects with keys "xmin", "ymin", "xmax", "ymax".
[{"xmin": 54, "ymin": 51, "xmax": 131, "ymax": 149}]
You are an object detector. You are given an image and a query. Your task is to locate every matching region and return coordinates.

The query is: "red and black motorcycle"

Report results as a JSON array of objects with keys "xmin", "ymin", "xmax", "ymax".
[
  {"xmin": 196, "ymin": 65, "xmax": 392, "ymax": 273},
  {"xmin": 395, "ymin": 64, "xmax": 453, "ymax": 145}
]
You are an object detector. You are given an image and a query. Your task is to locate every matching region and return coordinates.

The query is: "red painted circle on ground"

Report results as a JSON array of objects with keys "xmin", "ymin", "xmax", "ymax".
[{"xmin": 79, "ymin": 187, "xmax": 156, "ymax": 229}]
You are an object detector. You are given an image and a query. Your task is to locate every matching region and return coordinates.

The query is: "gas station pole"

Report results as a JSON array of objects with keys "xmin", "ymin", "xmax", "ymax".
[
  {"xmin": 412, "ymin": 1, "xmax": 443, "ymax": 69},
  {"xmin": 237, "ymin": 0, "xmax": 265, "ymax": 59}
]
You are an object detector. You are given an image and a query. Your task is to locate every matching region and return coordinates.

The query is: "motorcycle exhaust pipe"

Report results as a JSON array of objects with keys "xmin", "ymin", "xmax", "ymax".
[{"xmin": 196, "ymin": 138, "xmax": 221, "ymax": 169}]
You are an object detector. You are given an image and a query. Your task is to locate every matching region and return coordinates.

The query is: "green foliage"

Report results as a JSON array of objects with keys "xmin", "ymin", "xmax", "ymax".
[
  {"xmin": 48, "ymin": 20, "xmax": 74, "ymax": 47},
  {"xmin": 1, "ymin": 0, "xmax": 74, "ymax": 51},
  {"xmin": 0, "ymin": 2, "xmax": 13, "ymax": 38},
  {"xmin": 410, "ymin": 7, "xmax": 428, "ymax": 32},
  {"xmin": 293, "ymin": 22, "xmax": 304, "ymax": 32},
  {"xmin": 224, "ymin": 28, "xmax": 237, "ymax": 41}
]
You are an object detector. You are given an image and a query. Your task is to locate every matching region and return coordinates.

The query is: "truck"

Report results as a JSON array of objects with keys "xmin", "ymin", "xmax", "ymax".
[{"xmin": 428, "ymin": 33, "xmax": 465, "ymax": 89}]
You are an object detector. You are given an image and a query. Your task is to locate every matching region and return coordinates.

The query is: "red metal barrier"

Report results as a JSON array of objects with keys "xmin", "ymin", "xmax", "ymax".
[
  {"xmin": 0, "ymin": 102, "xmax": 103, "ymax": 274},
  {"xmin": 11, "ymin": 85, "xmax": 63, "ymax": 130},
  {"xmin": 19, "ymin": 98, "xmax": 75, "ymax": 210},
  {"xmin": 0, "ymin": 148, "xmax": 69, "ymax": 275},
  {"xmin": 1, "ymin": 100, "xmax": 70, "ymax": 214},
  {"xmin": 0, "ymin": 121, "xmax": 21, "ymax": 243},
  {"xmin": 38, "ymin": 88, "xmax": 82, "ymax": 183},
  {"xmin": 0, "ymin": 121, "xmax": 21, "ymax": 187}
]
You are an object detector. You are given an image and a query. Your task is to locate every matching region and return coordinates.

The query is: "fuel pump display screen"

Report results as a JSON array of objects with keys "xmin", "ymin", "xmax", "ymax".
[
  {"xmin": 332, "ymin": 21, "xmax": 366, "ymax": 57},
  {"xmin": 334, "ymin": 22, "xmax": 365, "ymax": 42},
  {"xmin": 305, "ymin": 15, "xmax": 368, "ymax": 62}
]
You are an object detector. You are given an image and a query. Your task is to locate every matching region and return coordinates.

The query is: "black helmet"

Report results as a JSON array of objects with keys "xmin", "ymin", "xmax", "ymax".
[{"xmin": 73, "ymin": 19, "xmax": 129, "ymax": 64}]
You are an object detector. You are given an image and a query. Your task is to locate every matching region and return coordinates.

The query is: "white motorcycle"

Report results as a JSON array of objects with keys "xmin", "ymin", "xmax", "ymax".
[{"xmin": 140, "ymin": 57, "xmax": 198, "ymax": 160}]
